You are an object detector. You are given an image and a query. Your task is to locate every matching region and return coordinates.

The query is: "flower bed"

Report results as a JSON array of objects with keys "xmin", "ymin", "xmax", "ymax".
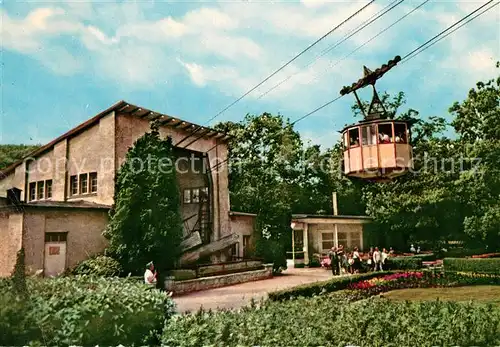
[{"xmin": 348, "ymin": 271, "xmax": 435, "ymax": 295}]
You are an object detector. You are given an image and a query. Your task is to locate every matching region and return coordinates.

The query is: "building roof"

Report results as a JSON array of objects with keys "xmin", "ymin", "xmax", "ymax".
[
  {"xmin": 0, "ymin": 200, "xmax": 111, "ymax": 212},
  {"xmin": 1, "ymin": 100, "xmax": 230, "ymax": 176},
  {"xmin": 292, "ymin": 214, "xmax": 372, "ymax": 220}
]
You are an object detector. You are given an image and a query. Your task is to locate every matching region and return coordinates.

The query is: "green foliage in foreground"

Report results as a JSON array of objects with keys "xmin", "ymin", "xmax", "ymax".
[
  {"xmin": 71, "ymin": 254, "xmax": 123, "ymax": 277},
  {"xmin": 0, "ymin": 276, "xmax": 175, "ymax": 346},
  {"xmin": 444, "ymin": 257, "xmax": 500, "ymax": 275},
  {"xmin": 162, "ymin": 292, "xmax": 500, "ymax": 347}
]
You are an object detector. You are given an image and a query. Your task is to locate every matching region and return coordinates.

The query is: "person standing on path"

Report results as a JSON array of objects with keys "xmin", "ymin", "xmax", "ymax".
[
  {"xmin": 328, "ymin": 247, "xmax": 339, "ymax": 276},
  {"xmin": 144, "ymin": 261, "xmax": 157, "ymax": 286},
  {"xmin": 337, "ymin": 245, "xmax": 345, "ymax": 275},
  {"xmin": 373, "ymin": 247, "xmax": 382, "ymax": 271}
]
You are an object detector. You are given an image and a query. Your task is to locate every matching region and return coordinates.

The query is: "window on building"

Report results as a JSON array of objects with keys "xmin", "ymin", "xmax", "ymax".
[
  {"xmin": 200, "ymin": 187, "xmax": 209, "ymax": 202},
  {"xmin": 70, "ymin": 176, "xmax": 78, "ymax": 196},
  {"xmin": 343, "ymin": 132, "xmax": 348, "ymax": 149},
  {"xmin": 348, "ymin": 127, "xmax": 360, "ymax": 148},
  {"xmin": 29, "ymin": 182, "xmax": 36, "ymax": 201},
  {"xmin": 192, "ymin": 188, "xmax": 200, "ymax": 203},
  {"xmin": 183, "ymin": 189, "xmax": 191, "ymax": 204},
  {"xmin": 337, "ymin": 232, "xmax": 348, "ymax": 249},
  {"xmin": 349, "ymin": 231, "xmax": 362, "ymax": 249},
  {"xmin": 45, "ymin": 232, "xmax": 68, "ymax": 242},
  {"xmin": 362, "ymin": 124, "xmax": 377, "ymax": 146},
  {"xmin": 89, "ymin": 172, "xmax": 98, "ymax": 193},
  {"xmin": 37, "ymin": 181, "xmax": 45, "ymax": 200},
  {"xmin": 79, "ymin": 173, "xmax": 88, "ymax": 194},
  {"xmin": 321, "ymin": 232, "xmax": 335, "ymax": 251},
  {"xmin": 378, "ymin": 123, "xmax": 393, "ymax": 143},
  {"xmin": 183, "ymin": 187, "xmax": 208, "ymax": 204},
  {"xmin": 46, "ymin": 180, "xmax": 53, "ymax": 199}
]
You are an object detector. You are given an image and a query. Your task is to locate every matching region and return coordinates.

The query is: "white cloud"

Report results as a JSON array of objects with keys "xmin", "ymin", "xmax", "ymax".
[
  {"xmin": 1, "ymin": 0, "xmax": 498, "ymax": 113},
  {"xmin": 178, "ymin": 59, "xmax": 207, "ymax": 86}
]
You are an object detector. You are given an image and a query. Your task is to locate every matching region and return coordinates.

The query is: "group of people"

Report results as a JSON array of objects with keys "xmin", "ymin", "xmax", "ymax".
[
  {"xmin": 327, "ymin": 246, "xmax": 395, "ymax": 275},
  {"xmin": 349, "ymin": 132, "xmax": 406, "ymax": 147}
]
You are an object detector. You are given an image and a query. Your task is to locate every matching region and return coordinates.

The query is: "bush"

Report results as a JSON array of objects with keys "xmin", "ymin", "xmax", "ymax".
[
  {"xmin": 308, "ymin": 257, "xmax": 321, "ymax": 268},
  {"xmin": 438, "ymin": 247, "xmax": 487, "ymax": 259},
  {"xmin": 268, "ymin": 271, "xmax": 396, "ymax": 301},
  {"xmin": 162, "ymin": 294, "xmax": 500, "ymax": 346},
  {"xmin": 0, "ymin": 276, "xmax": 175, "ymax": 346},
  {"xmin": 334, "ymin": 299, "xmax": 499, "ymax": 346},
  {"xmin": 385, "ymin": 256, "xmax": 423, "ymax": 270},
  {"xmin": 255, "ymin": 238, "xmax": 287, "ymax": 273},
  {"xmin": 444, "ymin": 271, "xmax": 500, "ymax": 286},
  {"xmin": 71, "ymin": 255, "xmax": 123, "ymax": 277},
  {"xmin": 0, "ymin": 291, "xmax": 41, "ymax": 346},
  {"xmin": 410, "ymin": 253, "xmax": 437, "ymax": 261},
  {"xmin": 444, "ymin": 257, "xmax": 500, "ymax": 275}
]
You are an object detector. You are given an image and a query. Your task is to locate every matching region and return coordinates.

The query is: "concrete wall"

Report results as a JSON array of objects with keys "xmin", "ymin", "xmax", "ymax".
[
  {"xmin": 167, "ymin": 264, "xmax": 273, "ymax": 296},
  {"xmin": 21, "ymin": 209, "xmax": 109, "ymax": 274},
  {"xmin": 67, "ymin": 113, "xmax": 115, "ymax": 205},
  {"xmin": 0, "ymin": 212, "xmax": 24, "ymax": 277},
  {"xmin": 0, "ymin": 165, "xmax": 26, "ymax": 198}
]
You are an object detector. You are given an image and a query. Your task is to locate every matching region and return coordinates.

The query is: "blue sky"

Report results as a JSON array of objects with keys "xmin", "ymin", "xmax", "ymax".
[{"xmin": 1, "ymin": 0, "xmax": 499, "ymax": 149}]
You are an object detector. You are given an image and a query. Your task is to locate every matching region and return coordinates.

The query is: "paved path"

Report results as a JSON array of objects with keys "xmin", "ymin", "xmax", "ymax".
[{"xmin": 173, "ymin": 268, "xmax": 332, "ymax": 313}]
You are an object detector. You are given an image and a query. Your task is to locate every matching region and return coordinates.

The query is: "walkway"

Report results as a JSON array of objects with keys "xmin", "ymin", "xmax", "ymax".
[{"xmin": 173, "ymin": 267, "xmax": 332, "ymax": 313}]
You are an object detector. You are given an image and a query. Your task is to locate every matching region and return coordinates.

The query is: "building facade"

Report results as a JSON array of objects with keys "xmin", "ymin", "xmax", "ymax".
[
  {"xmin": 0, "ymin": 101, "xmax": 255, "ymax": 277},
  {"xmin": 290, "ymin": 214, "xmax": 371, "ymax": 266}
]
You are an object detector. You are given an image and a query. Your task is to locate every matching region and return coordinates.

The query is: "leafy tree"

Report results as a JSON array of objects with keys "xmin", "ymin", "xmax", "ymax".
[
  {"xmin": 450, "ymin": 61, "xmax": 500, "ymax": 142},
  {"xmin": 0, "ymin": 144, "xmax": 41, "ymax": 170},
  {"xmin": 216, "ymin": 114, "xmax": 304, "ymax": 271},
  {"xmin": 103, "ymin": 121, "xmax": 183, "ymax": 274},
  {"xmin": 451, "ymin": 63, "xmax": 500, "ymax": 249},
  {"xmin": 361, "ymin": 63, "xmax": 500, "ymax": 251}
]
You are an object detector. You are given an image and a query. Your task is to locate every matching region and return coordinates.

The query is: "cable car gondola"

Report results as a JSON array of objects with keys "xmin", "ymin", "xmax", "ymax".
[{"xmin": 339, "ymin": 56, "xmax": 413, "ymax": 182}]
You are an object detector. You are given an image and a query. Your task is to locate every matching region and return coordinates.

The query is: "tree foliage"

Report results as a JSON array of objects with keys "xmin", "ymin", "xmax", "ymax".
[
  {"xmin": 0, "ymin": 144, "xmax": 41, "ymax": 171},
  {"xmin": 362, "ymin": 62, "xmax": 500, "ymax": 251},
  {"xmin": 103, "ymin": 121, "xmax": 183, "ymax": 274}
]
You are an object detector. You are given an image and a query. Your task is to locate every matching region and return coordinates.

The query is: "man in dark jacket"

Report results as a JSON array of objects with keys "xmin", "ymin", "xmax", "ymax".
[{"xmin": 328, "ymin": 247, "xmax": 339, "ymax": 275}]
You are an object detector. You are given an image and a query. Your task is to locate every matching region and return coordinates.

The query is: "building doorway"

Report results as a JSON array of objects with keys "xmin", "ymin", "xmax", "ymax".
[{"xmin": 44, "ymin": 232, "xmax": 67, "ymax": 277}]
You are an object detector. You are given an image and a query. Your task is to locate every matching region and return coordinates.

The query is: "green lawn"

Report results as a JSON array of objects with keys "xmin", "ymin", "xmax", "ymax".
[{"xmin": 383, "ymin": 285, "xmax": 500, "ymax": 305}]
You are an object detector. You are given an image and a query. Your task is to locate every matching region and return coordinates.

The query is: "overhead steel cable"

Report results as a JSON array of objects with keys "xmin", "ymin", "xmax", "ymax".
[
  {"xmin": 291, "ymin": 0, "xmax": 498, "ymax": 126},
  {"xmin": 401, "ymin": 0, "xmax": 499, "ymax": 63},
  {"xmin": 293, "ymin": 0, "xmax": 431, "ymax": 93},
  {"xmin": 174, "ymin": 0, "xmax": 376, "ymax": 148},
  {"xmin": 256, "ymin": 0, "xmax": 406, "ymax": 101}
]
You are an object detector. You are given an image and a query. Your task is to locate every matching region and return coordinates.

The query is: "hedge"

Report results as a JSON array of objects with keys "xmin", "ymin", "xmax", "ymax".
[
  {"xmin": 0, "ymin": 276, "xmax": 175, "ymax": 346},
  {"xmin": 438, "ymin": 248, "xmax": 487, "ymax": 259},
  {"xmin": 268, "ymin": 271, "xmax": 396, "ymax": 301},
  {"xmin": 409, "ymin": 253, "xmax": 436, "ymax": 261},
  {"xmin": 162, "ymin": 295, "xmax": 500, "ymax": 346},
  {"xmin": 444, "ymin": 258, "xmax": 500, "ymax": 275},
  {"xmin": 385, "ymin": 256, "xmax": 423, "ymax": 270}
]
